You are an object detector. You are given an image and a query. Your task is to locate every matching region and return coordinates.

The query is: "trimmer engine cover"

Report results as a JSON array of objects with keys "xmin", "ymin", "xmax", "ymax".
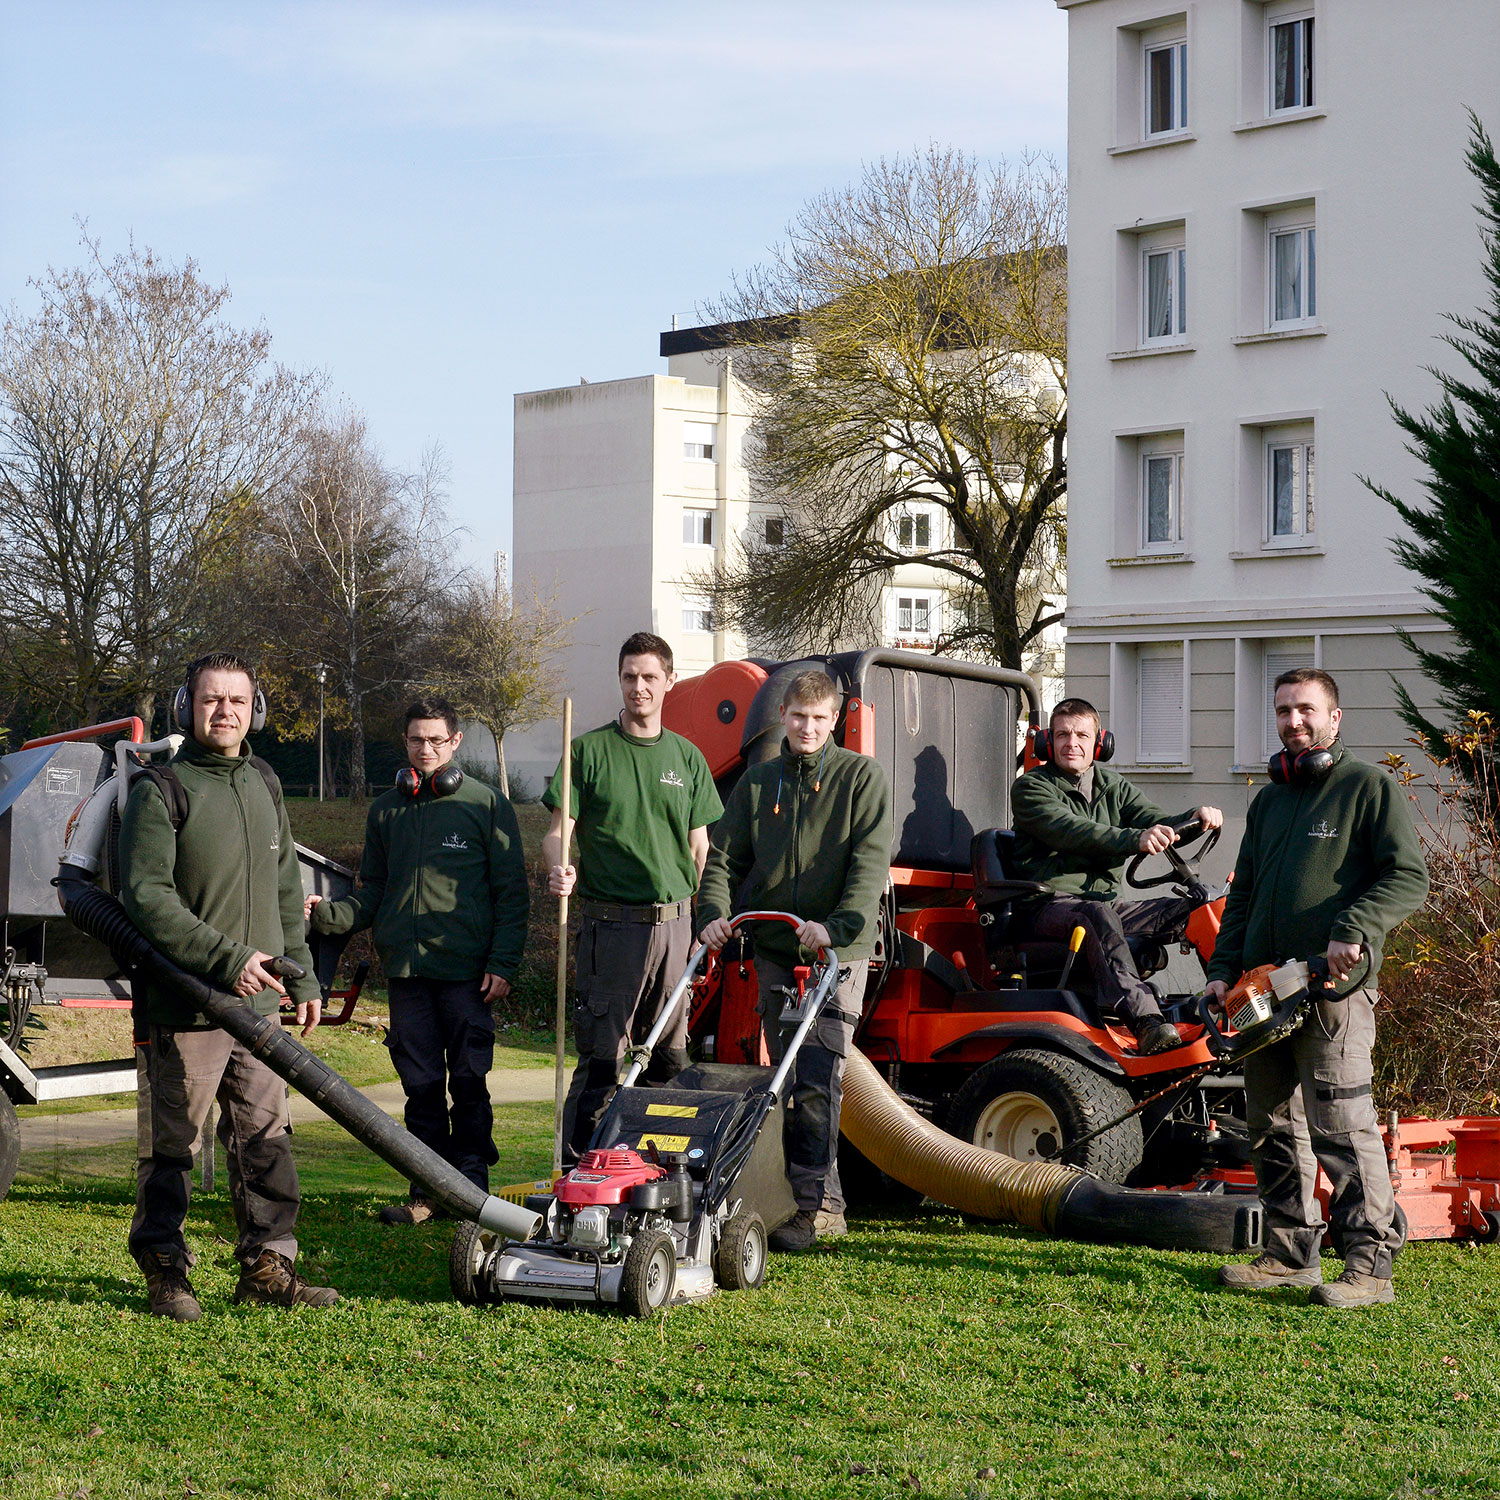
[{"xmin": 554, "ymin": 1149, "xmax": 665, "ymax": 1207}]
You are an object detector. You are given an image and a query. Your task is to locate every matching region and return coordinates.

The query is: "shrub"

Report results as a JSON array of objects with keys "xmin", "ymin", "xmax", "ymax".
[{"xmin": 1376, "ymin": 713, "xmax": 1500, "ymax": 1115}]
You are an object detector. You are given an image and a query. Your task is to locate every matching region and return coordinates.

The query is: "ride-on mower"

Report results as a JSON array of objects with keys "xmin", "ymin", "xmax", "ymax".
[{"xmin": 451, "ymin": 913, "xmax": 837, "ymax": 1315}]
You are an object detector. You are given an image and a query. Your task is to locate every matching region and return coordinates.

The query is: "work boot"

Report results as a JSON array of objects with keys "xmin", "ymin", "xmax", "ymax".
[
  {"xmin": 1217, "ymin": 1254, "xmax": 1322, "ymax": 1290},
  {"xmin": 140, "ymin": 1252, "xmax": 202, "ymax": 1322},
  {"xmin": 377, "ymin": 1197, "xmax": 444, "ymax": 1226},
  {"xmin": 233, "ymin": 1250, "xmax": 341, "ymax": 1308},
  {"xmin": 1309, "ymin": 1270, "xmax": 1396, "ymax": 1308},
  {"xmin": 769, "ymin": 1210, "xmax": 818, "ymax": 1253},
  {"xmin": 813, "ymin": 1209, "xmax": 848, "ymax": 1239},
  {"xmin": 1136, "ymin": 1018, "xmax": 1184, "ymax": 1056}
]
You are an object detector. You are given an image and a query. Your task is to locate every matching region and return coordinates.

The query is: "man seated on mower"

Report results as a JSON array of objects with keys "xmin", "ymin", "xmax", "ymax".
[
  {"xmin": 697, "ymin": 669, "xmax": 894, "ymax": 1253},
  {"xmin": 1009, "ymin": 697, "xmax": 1223, "ymax": 1056}
]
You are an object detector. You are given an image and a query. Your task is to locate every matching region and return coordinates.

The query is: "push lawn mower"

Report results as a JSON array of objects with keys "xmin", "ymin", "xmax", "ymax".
[{"xmin": 450, "ymin": 913, "xmax": 839, "ymax": 1316}]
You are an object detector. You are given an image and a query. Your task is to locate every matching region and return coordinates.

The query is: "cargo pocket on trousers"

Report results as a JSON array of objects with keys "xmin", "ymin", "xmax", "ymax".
[
  {"xmin": 1310, "ymin": 1066, "xmax": 1375, "ymax": 1135},
  {"xmin": 815, "ymin": 1008, "xmax": 858, "ymax": 1059}
]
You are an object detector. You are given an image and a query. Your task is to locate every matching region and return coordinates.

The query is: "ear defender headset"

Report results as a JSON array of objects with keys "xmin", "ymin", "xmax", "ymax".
[
  {"xmin": 1027, "ymin": 722, "xmax": 1115, "ymax": 765},
  {"xmin": 173, "ymin": 657, "xmax": 268, "ymax": 735},
  {"xmin": 1267, "ymin": 744, "xmax": 1336, "ymax": 785},
  {"xmin": 395, "ymin": 764, "xmax": 465, "ymax": 798}
]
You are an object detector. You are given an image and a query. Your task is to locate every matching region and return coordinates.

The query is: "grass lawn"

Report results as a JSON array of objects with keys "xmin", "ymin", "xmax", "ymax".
[{"xmin": 4, "ymin": 1108, "xmax": 1499, "ymax": 1500}]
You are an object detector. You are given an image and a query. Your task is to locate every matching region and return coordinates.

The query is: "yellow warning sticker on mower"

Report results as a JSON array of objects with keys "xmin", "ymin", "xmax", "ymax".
[
  {"xmin": 644, "ymin": 1104, "xmax": 698, "ymax": 1118},
  {"xmin": 637, "ymin": 1134, "xmax": 691, "ymax": 1152}
]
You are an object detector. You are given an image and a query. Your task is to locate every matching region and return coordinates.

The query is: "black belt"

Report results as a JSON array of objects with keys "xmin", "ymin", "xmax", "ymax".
[{"xmin": 580, "ymin": 898, "xmax": 692, "ymax": 926}]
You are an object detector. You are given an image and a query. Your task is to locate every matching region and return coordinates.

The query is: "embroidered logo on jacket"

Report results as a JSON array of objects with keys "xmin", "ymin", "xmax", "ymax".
[
  {"xmin": 270, "ymin": 832, "xmax": 280, "ymax": 852},
  {"xmin": 441, "ymin": 832, "xmax": 470, "ymax": 851},
  {"xmin": 660, "ymin": 769, "xmax": 685, "ymax": 788},
  {"xmin": 1308, "ymin": 820, "xmax": 1338, "ymax": 840}
]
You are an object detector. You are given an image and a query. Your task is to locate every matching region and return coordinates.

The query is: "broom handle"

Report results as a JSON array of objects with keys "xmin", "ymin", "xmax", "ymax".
[{"xmin": 552, "ymin": 696, "xmax": 573, "ymax": 1174}]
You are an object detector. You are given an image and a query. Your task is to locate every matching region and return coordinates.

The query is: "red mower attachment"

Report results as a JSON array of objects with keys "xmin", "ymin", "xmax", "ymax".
[{"xmin": 555, "ymin": 1150, "xmax": 665, "ymax": 1207}]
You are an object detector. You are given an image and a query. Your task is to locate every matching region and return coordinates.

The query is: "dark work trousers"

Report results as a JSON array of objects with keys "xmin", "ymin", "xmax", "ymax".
[
  {"xmin": 386, "ymin": 976, "xmax": 498, "ymax": 1196},
  {"xmin": 129, "ymin": 1025, "xmax": 299, "ymax": 1272},
  {"xmin": 755, "ymin": 957, "xmax": 869, "ymax": 1215},
  {"xmin": 1244, "ymin": 988, "xmax": 1402, "ymax": 1278},
  {"xmin": 562, "ymin": 912, "xmax": 693, "ymax": 1162},
  {"xmin": 1024, "ymin": 894, "xmax": 1194, "ymax": 1030}
]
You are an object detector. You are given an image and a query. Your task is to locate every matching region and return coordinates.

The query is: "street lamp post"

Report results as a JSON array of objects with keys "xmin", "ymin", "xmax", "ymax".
[{"xmin": 315, "ymin": 664, "xmax": 327, "ymax": 801}]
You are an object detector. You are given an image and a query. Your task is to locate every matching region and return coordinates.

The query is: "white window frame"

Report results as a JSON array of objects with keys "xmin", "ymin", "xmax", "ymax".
[
  {"xmin": 1268, "ymin": 11, "xmax": 1315, "ymax": 114},
  {"xmin": 683, "ymin": 420, "xmax": 717, "ymax": 462},
  {"xmin": 762, "ymin": 515, "xmax": 785, "ymax": 548},
  {"xmin": 895, "ymin": 506, "xmax": 935, "ymax": 554},
  {"xmin": 1268, "ymin": 216, "xmax": 1317, "ymax": 329},
  {"xmin": 680, "ymin": 598, "xmax": 715, "ymax": 634},
  {"xmin": 895, "ymin": 592, "xmax": 936, "ymax": 637},
  {"xmin": 682, "ymin": 508, "xmax": 715, "ymax": 548},
  {"xmin": 1144, "ymin": 35, "xmax": 1188, "ymax": 137},
  {"xmin": 1136, "ymin": 643, "xmax": 1187, "ymax": 765},
  {"xmin": 1265, "ymin": 437, "xmax": 1315, "ymax": 546},
  {"xmin": 1140, "ymin": 444, "xmax": 1185, "ymax": 553},
  {"xmin": 1141, "ymin": 240, "xmax": 1187, "ymax": 346}
]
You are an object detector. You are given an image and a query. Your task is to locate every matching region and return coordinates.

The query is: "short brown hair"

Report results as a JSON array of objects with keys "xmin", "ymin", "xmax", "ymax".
[
  {"xmin": 404, "ymin": 697, "xmax": 459, "ymax": 737},
  {"xmin": 1273, "ymin": 667, "xmax": 1340, "ymax": 709},
  {"xmin": 1050, "ymin": 697, "xmax": 1101, "ymax": 735},
  {"xmin": 618, "ymin": 631, "xmax": 673, "ymax": 674},
  {"xmin": 185, "ymin": 651, "xmax": 259, "ymax": 700},
  {"xmin": 782, "ymin": 669, "xmax": 839, "ymax": 710}
]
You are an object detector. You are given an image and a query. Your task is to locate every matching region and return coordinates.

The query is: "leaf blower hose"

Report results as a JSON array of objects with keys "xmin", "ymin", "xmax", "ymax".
[
  {"xmin": 57, "ymin": 870, "xmax": 540, "ymax": 1242},
  {"xmin": 840, "ymin": 1050, "xmax": 1264, "ymax": 1254}
]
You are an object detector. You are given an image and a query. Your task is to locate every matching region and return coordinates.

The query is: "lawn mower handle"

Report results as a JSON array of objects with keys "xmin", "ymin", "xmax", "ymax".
[{"xmin": 616, "ymin": 911, "xmax": 828, "ymax": 1091}]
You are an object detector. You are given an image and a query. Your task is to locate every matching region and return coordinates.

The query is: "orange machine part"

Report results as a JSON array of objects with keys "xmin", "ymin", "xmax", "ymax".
[
  {"xmin": 1184, "ymin": 894, "xmax": 1226, "ymax": 964},
  {"xmin": 662, "ymin": 659, "xmax": 769, "ymax": 779}
]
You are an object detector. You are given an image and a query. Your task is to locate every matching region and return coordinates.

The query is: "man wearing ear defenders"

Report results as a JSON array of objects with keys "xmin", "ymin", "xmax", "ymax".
[
  {"xmin": 307, "ymin": 697, "xmax": 529, "ymax": 1225},
  {"xmin": 121, "ymin": 652, "xmax": 335, "ymax": 1318},
  {"xmin": 1009, "ymin": 698, "xmax": 1224, "ymax": 1056},
  {"xmin": 1209, "ymin": 668, "xmax": 1427, "ymax": 1308}
]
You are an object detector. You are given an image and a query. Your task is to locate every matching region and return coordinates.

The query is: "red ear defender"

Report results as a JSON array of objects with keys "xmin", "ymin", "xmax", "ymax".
[
  {"xmin": 1095, "ymin": 729, "xmax": 1115, "ymax": 763},
  {"xmin": 395, "ymin": 767, "xmax": 423, "ymax": 797},
  {"xmin": 430, "ymin": 764, "xmax": 464, "ymax": 798},
  {"xmin": 1267, "ymin": 746, "xmax": 1335, "ymax": 784}
]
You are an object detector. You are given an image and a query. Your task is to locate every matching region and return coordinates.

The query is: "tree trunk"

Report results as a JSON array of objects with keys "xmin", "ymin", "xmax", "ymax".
[
  {"xmin": 495, "ymin": 731, "xmax": 509, "ymax": 801},
  {"xmin": 133, "ymin": 690, "xmax": 156, "ymax": 738},
  {"xmin": 348, "ymin": 686, "xmax": 367, "ymax": 802}
]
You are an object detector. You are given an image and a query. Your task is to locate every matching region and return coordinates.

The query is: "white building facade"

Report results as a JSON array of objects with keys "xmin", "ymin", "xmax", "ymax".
[{"xmin": 1056, "ymin": 0, "xmax": 1492, "ymax": 859}]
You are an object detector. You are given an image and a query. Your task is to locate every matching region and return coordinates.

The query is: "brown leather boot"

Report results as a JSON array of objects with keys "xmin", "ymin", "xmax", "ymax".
[
  {"xmin": 1309, "ymin": 1270, "xmax": 1396, "ymax": 1308},
  {"xmin": 377, "ymin": 1197, "xmax": 444, "ymax": 1225},
  {"xmin": 233, "ymin": 1249, "xmax": 340, "ymax": 1308},
  {"xmin": 1218, "ymin": 1254, "xmax": 1322, "ymax": 1290},
  {"xmin": 141, "ymin": 1251, "xmax": 202, "ymax": 1321}
]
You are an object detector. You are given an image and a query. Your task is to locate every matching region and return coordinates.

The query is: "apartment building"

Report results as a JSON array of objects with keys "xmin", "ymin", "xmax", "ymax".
[{"xmin": 1056, "ymin": 0, "xmax": 1494, "ymax": 858}]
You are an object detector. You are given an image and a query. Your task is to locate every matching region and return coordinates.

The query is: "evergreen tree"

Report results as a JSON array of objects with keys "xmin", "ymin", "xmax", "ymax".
[{"xmin": 1368, "ymin": 112, "xmax": 1500, "ymax": 754}]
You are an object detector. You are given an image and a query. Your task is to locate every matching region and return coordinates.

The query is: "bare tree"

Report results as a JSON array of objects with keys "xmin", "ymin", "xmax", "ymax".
[
  {"xmin": 429, "ymin": 558, "xmax": 575, "ymax": 798},
  {"xmin": 693, "ymin": 146, "xmax": 1067, "ymax": 671},
  {"xmin": 258, "ymin": 410, "xmax": 455, "ymax": 799},
  {"xmin": 0, "ymin": 233, "xmax": 318, "ymax": 726}
]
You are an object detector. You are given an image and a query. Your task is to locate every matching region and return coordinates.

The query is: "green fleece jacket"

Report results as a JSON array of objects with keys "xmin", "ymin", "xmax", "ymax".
[
  {"xmin": 310, "ymin": 775, "xmax": 529, "ymax": 981},
  {"xmin": 1206, "ymin": 742, "xmax": 1429, "ymax": 997},
  {"xmin": 1009, "ymin": 763, "xmax": 1179, "ymax": 900},
  {"xmin": 696, "ymin": 740, "xmax": 893, "ymax": 966},
  {"xmin": 120, "ymin": 736, "xmax": 320, "ymax": 1028}
]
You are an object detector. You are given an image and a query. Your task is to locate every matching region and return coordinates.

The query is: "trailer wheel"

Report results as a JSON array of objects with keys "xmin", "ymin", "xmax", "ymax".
[
  {"xmin": 947, "ymin": 1049, "xmax": 1143, "ymax": 1184},
  {"xmin": 449, "ymin": 1221, "xmax": 498, "ymax": 1306},
  {"xmin": 620, "ymin": 1228, "xmax": 676, "ymax": 1317},
  {"xmin": 714, "ymin": 1212, "xmax": 767, "ymax": 1291},
  {"xmin": 0, "ymin": 1092, "xmax": 18, "ymax": 1202},
  {"xmin": 1476, "ymin": 1211, "xmax": 1500, "ymax": 1245}
]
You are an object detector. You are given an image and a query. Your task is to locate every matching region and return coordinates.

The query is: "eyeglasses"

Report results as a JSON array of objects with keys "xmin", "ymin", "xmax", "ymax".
[{"xmin": 404, "ymin": 735, "xmax": 453, "ymax": 749}]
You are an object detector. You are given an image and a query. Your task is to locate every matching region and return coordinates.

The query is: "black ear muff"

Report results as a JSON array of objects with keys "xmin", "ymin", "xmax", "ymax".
[
  {"xmin": 1268, "ymin": 750, "xmax": 1293, "ymax": 784},
  {"xmin": 1095, "ymin": 730, "xmax": 1115, "ymax": 763},
  {"xmin": 1267, "ymin": 746, "xmax": 1336, "ymax": 784},
  {"xmin": 249, "ymin": 688, "xmax": 267, "ymax": 734},
  {"xmin": 395, "ymin": 767, "xmax": 423, "ymax": 797},
  {"xmin": 430, "ymin": 764, "xmax": 464, "ymax": 798},
  {"xmin": 172, "ymin": 684, "xmax": 192, "ymax": 734},
  {"xmin": 1028, "ymin": 726, "xmax": 1053, "ymax": 764}
]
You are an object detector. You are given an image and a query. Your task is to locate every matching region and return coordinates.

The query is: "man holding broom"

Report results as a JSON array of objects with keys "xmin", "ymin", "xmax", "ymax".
[{"xmin": 543, "ymin": 632, "xmax": 722, "ymax": 1163}]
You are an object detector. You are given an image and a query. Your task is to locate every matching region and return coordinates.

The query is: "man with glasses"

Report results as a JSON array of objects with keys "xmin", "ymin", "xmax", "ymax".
[{"xmin": 307, "ymin": 696, "xmax": 530, "ymax": 1223}]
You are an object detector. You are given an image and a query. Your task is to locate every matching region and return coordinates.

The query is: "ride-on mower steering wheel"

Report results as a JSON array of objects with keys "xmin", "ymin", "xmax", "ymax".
[{"xmin": 1124, "ymin": 813, "xmax": 1220, "ymax": 893}]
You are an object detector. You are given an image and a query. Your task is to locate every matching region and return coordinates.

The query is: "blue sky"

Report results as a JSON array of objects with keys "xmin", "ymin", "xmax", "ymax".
[{"xmin": 0, "ymin": 1, "xmax": 1068, "ymax": 571}]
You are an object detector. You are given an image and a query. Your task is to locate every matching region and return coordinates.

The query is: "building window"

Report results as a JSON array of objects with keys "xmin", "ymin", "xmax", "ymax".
[
  {"xmin": 896, "ymin": 595, "xmax": 933, "ymax": 636},
  {"xmin": 1267, "ymin": 439, "xmax": 1315, "ymax": 544},
  {"xmin": 896, "ymin": 509, "xmax": 933, "ymax": 552},
  {"xmin": 763, "ymin": 516, "xmax": 784, "ymax": 547},
  {"xmin": 683, "ymin": 421, "xmax": 716, "ymax": 461},
  {"xmin": 681, "ymin": 599, "xmax": 715, "ymax": 634},
  {"xmin": 1269, "ymin": 221, "xmax": 1316, "ymax": 327},
  {"xmin": 1138, "ymin": 645, "xmax": 1185, "ymax": 763},
  {"xmin": 1145, "ymin": 37, "xmax": 1187, "ymax": 136},
  {"xmin": 1141, "ymin": 447, "xmax": 1184, "ymax": 552},
  {"xmin": 682, "ymin": 508, "xmax": 714, "ymax": 547},
  {"xmin": 1142, "ymin": 243, "xmax": 1187, "ymax": 344},
  {"xmin": 1269, "ymin": 14, "xmax": 1314, "ymax": 113},
  {"xmin": 1263, "ymin": 638, "xmax": 1316, "ymax": 756}
]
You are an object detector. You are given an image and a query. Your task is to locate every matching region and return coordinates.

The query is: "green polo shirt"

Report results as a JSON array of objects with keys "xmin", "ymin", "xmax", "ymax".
[{"xmin": 544, "ymin": 721, "xmax": 722, "ymax": 905}]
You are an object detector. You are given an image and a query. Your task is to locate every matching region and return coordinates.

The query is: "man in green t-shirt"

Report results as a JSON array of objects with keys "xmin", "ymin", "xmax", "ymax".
[{"xmin": 543, "ymin": 631, "xmax": 723, "ymax": 1161}]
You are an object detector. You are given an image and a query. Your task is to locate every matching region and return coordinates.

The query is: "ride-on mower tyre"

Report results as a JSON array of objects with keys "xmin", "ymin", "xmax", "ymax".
[
  {"xmin": 0, "ymin": 1092, "xmax": 18, "ymax": 1203},
  {"xmin": 714, "ymin": 1211, "xmax": 768, "ymax": 1291},
  {"xmin": 620, "ymin": 1228, "xmax": 676, "ymax": 1316},
  {"xmin": 449, "ymin": 1220, "xmax": 498, "ymax": 1306},
  {"xmin": 946, "ymin": 1048, "xmax": 1143, "ymax": 1184}
]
